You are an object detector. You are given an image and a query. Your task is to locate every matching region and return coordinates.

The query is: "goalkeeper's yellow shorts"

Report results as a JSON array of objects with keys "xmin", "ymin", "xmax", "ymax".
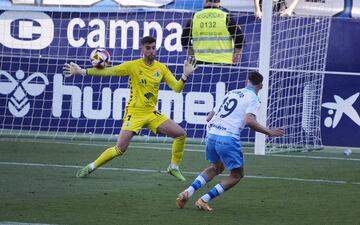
[{"xmin": 121, "ymin": 107, "xmax": 169, "ymax": 134}]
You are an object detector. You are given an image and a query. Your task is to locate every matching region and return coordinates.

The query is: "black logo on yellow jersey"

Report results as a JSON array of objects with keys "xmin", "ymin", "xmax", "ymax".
[
  {"xmin": 153, "ymin": 110, "xmax": 161, "ymax": 116},
  {"xmin": 139, "ymin": 79, "xmax": 147, "ymax": 85},
  {"xmin": 144, "ymin": 92, "xmax": 154, "ymax": 100}
]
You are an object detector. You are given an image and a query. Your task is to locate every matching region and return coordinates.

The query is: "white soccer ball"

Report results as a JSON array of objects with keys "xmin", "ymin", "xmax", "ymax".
[
  {"xmin": 343, "ymin": 149, "xmax": 352, "ymax": 156},
  {"xmin": 89, "ymin": 48, "xmax": 110, "ymax": 68}
]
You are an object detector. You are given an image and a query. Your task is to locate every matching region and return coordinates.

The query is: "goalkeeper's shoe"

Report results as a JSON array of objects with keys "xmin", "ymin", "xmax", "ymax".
[
  {"xmin": 167, "ymin": 167, "xmax": 186, "ymax": 181},
  {"xmin": 76, "ymin": 165, "xmax": 93, "ymax": 178},
  {"xmin": 176, "ymin": 191, "xmax": 189, "ymax": 209},
  {"xmin": 195, "ymin": 198, "xmax": 213, "ymax": 211}
]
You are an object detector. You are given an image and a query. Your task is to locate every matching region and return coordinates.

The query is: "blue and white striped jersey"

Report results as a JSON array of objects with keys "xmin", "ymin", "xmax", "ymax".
[{"xmin": 207, "ymin": 86, "xmax": 260, "ymax": 140}]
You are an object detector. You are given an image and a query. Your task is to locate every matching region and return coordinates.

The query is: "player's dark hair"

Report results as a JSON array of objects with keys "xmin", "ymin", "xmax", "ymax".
[
  {"xmin": 247, "ymin": 71, "xmax": 263, "ymax": 85},
  {"xmin": 141, "ymin": 36, "xmax": 156, "ymax": 45},
  {"xmin": 207, "ymin": 0, "xmax": 221, "ymax": 2}
]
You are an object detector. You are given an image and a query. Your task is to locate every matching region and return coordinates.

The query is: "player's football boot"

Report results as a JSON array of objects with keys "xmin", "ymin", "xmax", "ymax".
[
  {"xmin": 195, "ymin": 198, "xmax": 213, "ymax": 211},
  {"xmin": 176, "ymin": 191, "xmax": 189, "ymax": 209},
  {"xmin": 167, "ymin": 167, "xmax": 186, "ymax": 181},
  {"xmin": 76, "ymin": 165, "xmax": 93, "ymax": 178}
]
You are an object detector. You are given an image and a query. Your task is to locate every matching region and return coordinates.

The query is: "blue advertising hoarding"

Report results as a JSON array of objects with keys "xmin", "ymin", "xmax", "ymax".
[
  {"xmin": 323, "ymin": 18, "xmax": 360, "ymax": 147},
  {"xmin": 0, "ymin": 10, "xmax": 256, "ymax": 142},
  {"xmin": 0, "ymin": 3, "xmax": 359, "ymax": 147},
  {"xmin": 321, "ymin": 75, "xmax": 360, "ymax": 147}
]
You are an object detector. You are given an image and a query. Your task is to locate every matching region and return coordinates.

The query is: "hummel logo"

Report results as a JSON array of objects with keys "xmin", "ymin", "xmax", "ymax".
[
  {"xmin": 322, "ymin": 93, "xmax": 360, "ymax": 128},
  {"xmin": 0, "ymin": 70, "xmax": 49, "ymax": 117}
]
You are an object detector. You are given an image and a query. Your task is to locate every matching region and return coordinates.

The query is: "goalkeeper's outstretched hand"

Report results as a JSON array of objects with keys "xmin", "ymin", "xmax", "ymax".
[
  {"xmin": 181, "ymin": 56, "xmax": 197, "ymax": 81},
  {"xmin": 63, "ymin": 62, "xmax": 86, "ymax": 77}
]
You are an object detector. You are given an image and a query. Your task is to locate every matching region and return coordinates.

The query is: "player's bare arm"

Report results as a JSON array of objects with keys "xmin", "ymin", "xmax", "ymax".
[
  {"xmin": 206, "ymin": 111, "xmax": 215, "ymax": 122},
  {"xmin": 245, "ymin": 113, "xmax": 284, "ymax": 137}
]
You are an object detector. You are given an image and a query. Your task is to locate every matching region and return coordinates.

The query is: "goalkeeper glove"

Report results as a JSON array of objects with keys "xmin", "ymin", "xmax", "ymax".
[
  {"xmin": 181, "ymin": 56, "xmax": 197, "ymax": 82},
  {"xmin": 63, "ymin": 62, "xmax": 86, "ymax": 77}
]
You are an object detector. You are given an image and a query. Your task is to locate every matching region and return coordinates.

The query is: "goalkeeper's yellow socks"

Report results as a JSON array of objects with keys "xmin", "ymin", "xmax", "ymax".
[
  {"xmin": 76, "ymin": 146, "xmax": 123, "ymax": 178},
  {"xmin": 167, "ymin": 135, "xmax": 187, "ymax": 181},
  {"xmin": 170, "ymin": 135, "xmax": 186, "ymax": 165},
  {"xmin": 89, "ymin": 146, "xmax": 123, "ymax": 171}
]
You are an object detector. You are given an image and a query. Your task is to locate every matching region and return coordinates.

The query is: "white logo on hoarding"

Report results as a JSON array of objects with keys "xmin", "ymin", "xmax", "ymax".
[
  {"xmin": 51, "ymin": 74, "xmax": 225, "ymax": 124},
  {"xmin": 0, "ymin": 70, "xmax": 49, "ymax": 117},
  {"xmin": 322, "ymin": 93, "xmax": 360, "ymax": 128},
  {"xmin": 67, "ymin": 18, "xmax": 182, "ymax": 52},
  {"xmin": 0, "ymin": 11, "xmax": 54, "ymax": 50}
]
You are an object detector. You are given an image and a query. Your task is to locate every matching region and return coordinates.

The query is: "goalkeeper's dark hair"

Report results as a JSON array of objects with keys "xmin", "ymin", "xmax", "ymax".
[
  {"xmin": 247, "ymin": 71, "xmax": 263, "ymax": 85},
  {"xmin": 141, "ymin": 36, "xmax": 156, "ymax": 45}
]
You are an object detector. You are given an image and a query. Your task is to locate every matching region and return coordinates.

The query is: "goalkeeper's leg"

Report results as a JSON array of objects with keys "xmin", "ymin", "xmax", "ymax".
[
  {"xmin": 156, "ymin": 119, "xmax": 187, "ymax": 181},
  {"xmin": 76, "ymin": 130, "xmax": 134, "ymax": 178},
  {"xmin": 167, "ymin": 134, "xmax": 187, "ymax": 181}
]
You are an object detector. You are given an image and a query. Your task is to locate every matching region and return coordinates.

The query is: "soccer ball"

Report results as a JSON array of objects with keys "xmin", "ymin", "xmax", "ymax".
[
  {"xmin": 343, "ymin": 149, "xmax": 352, "ymax": 156},
  {"xmin": 89, "ymin": 48, "xmax": 110, "ymax": 68}
]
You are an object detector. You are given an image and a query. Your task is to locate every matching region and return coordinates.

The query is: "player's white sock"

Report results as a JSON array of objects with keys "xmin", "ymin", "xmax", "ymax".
[
  {"xmin": 201, "ymin": 183, "xmax": 225, "ymax": 202},
  {"xmin": 185, "ymin": 174, "xmax": 207, "ymax": 197},
  {"xmin": 169, "ymin": 163, "xmax": 179, "ymax": 170},
  {"xmin": 89, "ymin": 162, "xmax": 95, "ymax": 170}
]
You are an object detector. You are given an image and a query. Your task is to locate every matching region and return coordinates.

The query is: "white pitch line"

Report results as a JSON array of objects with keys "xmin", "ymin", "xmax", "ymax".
[
  {"xmin": 267, "ymin": 154, "xmax": 360, "ymax": 161},
  {"xmin": 0, "ymin": 222, "xmax": 57, "ymax": 225},
  {"xmin": 0, "ymin": 161, "xmax": 359, "ymax": 185},
  {"xmin": 1, "ymin": 138, "xmax": 359, "ymax": 162},
  {"xmin": 0, "ymin": 138, "xmax": 204, "ymax": 150}
]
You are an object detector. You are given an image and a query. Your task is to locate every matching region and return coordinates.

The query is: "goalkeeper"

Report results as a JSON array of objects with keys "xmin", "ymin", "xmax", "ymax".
[{"xmin": 63, "ymin": 36, "xmax": 197, "ymax": 181}]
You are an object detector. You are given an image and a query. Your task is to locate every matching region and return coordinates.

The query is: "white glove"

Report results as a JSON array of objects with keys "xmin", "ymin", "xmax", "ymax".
[
  {"xmin": 63, "ymin": 62, "xmax": 86, "ymax": 77},
  {"xmin": 181, "ymin": 56, "xmax": 197, "ymax": 81}
]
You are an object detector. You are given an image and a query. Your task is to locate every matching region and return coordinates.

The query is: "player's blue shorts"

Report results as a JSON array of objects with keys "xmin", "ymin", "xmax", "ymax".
[{"xmin": 205, "ymin": 133, "xmax": 244, "ymax": 170}]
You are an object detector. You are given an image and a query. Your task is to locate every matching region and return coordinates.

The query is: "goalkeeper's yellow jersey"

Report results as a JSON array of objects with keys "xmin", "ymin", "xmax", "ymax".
[{"xmin": 87, "ymin": 58, "xmax": 185, "ymax": 109}]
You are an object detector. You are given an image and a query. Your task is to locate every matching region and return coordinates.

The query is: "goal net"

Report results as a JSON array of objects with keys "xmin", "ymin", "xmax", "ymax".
[
  {"xmin": 264, "ymin": 15, "xmax": 330, "ymax": 153},
  {"xmin": 0, "ymin": 2, "xmax": 330, "ymax": 153}
]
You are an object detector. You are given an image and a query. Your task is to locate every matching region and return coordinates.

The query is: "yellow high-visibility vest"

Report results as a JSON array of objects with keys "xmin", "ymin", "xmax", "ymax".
[{"xmin": 192, "ymin": 8, "xmax": 234, "ymax": 64}]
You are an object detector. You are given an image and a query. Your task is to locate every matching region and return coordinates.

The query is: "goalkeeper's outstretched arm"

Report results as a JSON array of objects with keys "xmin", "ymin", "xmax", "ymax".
[
  {"xmin": 63, "ymin": 62, "xmax": 128, "ymax": 77},
  {"xmin": 164, "ymin": 56, "xmax": 197, "ymax": 93},
  {"xmin": 181, "ymin": 56, "xmax": 197, "ymax": 82},
  {"xmin": 63, "ymin": 62, "xmax": 86, "ymax": 77}
]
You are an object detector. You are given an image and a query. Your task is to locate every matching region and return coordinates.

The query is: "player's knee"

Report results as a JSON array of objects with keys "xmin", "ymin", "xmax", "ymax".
[
  {"xmin": 218, "ymin": 164, "xmax": 225, "ymax": 174},
  {"xmin": 216, "ymin": 169, "xmax": 224, "ymax": 175},
  {"xmin": 231, "ymin": 168, "xmax": 244, "ymax": 180},
  {"xmin": 211, "ymin": 164, "xmax": 224, "ymax": 174},
  {"xmin": 179, "ymin": 129, "xmax": 186, "ymax": 137},
  {"xmin": 174, "ymin": 130, "xmax": 186, "ymax": 139},
  {"xmin": 231, "ymin": 174, "xmax": 243, "ymax": 184}
]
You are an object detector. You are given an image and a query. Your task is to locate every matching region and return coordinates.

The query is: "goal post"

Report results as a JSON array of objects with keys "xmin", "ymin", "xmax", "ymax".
[{"xmin": 255, "ymin": 0, "xmax": 273, "ymax": 155}]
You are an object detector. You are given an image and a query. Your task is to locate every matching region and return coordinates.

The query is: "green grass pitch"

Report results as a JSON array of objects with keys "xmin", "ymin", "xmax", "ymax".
[{"xmin": 0, "ymin": 139, "xmax": 359, "ymax": 225}]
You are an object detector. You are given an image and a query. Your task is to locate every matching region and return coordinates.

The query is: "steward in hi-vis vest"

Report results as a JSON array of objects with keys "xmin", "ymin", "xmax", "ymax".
[
  {"xmin": 192, "ymin": 8, "xmax": 233, "ymax": 64},
  {"xmin": 181, "ymin": 0, "xmax": 244, "ymax": 64}
]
